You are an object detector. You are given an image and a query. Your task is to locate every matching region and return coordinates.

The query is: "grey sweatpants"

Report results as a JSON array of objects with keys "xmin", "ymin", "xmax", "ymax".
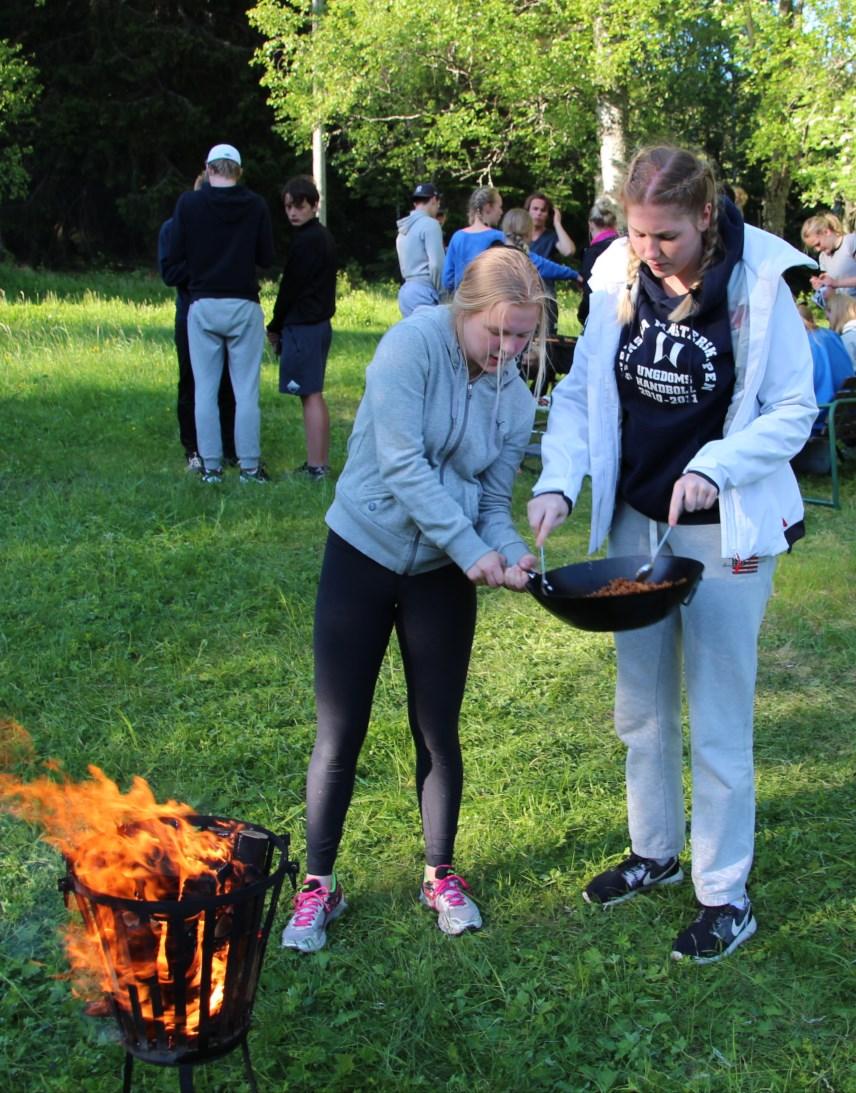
[
  {"xmin": 397, "ymin": 280, "xmax": 439, "ymax": 318},
  {"xmin": 187, "ymin": 297, "xmax": 266, "ymax": 471},
  {"xmin": 609, "ymin": 503, "xmax": 775, "ymax": 906}
]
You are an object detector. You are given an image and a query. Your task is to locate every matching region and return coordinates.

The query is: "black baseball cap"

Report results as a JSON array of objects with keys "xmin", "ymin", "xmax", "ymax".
[{"xmin": 412, "ymin": 182, "xmax": 440, "ymax": 199}]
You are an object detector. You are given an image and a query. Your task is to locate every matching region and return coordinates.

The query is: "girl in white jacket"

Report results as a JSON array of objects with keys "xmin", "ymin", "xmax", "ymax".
[{"xmin": 529, "ymin": 145, "xmax": 817, "ymax": 964}]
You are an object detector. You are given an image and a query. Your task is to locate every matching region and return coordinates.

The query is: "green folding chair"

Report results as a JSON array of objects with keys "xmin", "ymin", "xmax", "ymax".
[{"xmin": 801, "ymin": 376, "xmax": 856, "ymax": 509}]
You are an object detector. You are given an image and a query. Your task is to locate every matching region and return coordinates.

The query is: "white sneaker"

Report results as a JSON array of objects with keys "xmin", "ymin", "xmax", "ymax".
[
  {"xmin": 281, "ymin": 879, "xmax": 347, "ymax": 953},
  {"xmin": 186, "ymin": 453, "xmax": 203, "ymax": 473},
  {"xmin": 419, "ymin": 867, "xmax": 482, "ymax": 935}
]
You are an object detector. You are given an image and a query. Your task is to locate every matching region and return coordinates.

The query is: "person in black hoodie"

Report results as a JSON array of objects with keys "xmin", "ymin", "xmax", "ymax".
[
  {"xmin": 158, "ymin": 171, "xmax": 237, "ymax": 472},
  {"xmin": 267, "ymin": 176, "xmax": 337, "ymax": 480},
  {"xmin": 163, "ymin": 144, "xmax": 275, "ymax": 483}
]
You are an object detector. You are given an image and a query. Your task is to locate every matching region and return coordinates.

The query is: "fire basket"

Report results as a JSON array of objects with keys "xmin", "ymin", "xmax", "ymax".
[{"xmin": 58, "ymin": 815, "xmax": 298, "ymax": 1092}]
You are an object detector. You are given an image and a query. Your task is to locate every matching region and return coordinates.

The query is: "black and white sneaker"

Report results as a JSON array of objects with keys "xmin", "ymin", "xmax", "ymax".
[
  {"xmin": 671, "ymin": 899, "xmax": 757, "ymax": 964},
  {"xmin": 293, "ymin": 461, "xmax": 330, "ymax": 480},
  {"xmin": 239, "ymin": 463, "xmax": 270, "ymax": 484},
  {"xmin": 583, "ymin": 853, "xmax": 683, "ymax": 907},
  {"xmin": 200, "ymin": 466, "xmax": 223, "ymax": 484}
]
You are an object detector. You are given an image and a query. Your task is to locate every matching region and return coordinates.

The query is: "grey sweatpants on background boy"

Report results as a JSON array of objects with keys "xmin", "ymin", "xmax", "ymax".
[
  {"xmin": 188, "ymin": 297, "xmax": 265, "ymax": 471},
  {"xmin": 608, "ymin": 503, "xmax": 775, "ymax": 907},
  {"xmin": 398, "ymin": 279, "xmax": 440, "ymax": 318}
]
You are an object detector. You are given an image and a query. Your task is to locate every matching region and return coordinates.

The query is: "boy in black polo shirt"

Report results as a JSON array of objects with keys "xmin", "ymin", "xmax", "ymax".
[{"xmin": 267, "ymin": 176, "xmax": 337, "ymax": 479}]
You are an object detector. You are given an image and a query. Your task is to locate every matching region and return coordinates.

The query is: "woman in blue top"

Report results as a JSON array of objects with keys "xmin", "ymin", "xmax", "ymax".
[{"xmin": 442, "ymin": 186, "xmax": 504, "ymax": 292}]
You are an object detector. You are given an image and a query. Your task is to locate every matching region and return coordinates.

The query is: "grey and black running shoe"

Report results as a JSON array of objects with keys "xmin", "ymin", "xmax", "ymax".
[
  {"xmin": 671, "ymin": 899, "xmax": 757, "ymax": 964},
  {"xmin": 239, "ymin": 463, "xmax": 270, "ymax": 484},
  {"xmin": 583, "ymin": 852, "xmax": 683, "ymax": 907}
]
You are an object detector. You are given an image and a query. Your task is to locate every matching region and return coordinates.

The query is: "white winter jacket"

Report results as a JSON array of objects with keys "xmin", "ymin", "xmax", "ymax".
[{"xmin": 535, "ymin": 225, "xmax": 818, "ymax": 560}]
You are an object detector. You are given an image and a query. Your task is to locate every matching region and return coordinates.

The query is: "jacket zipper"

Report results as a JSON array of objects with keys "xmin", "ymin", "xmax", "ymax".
[{"xmin": 403, "ymin": 375, "xmax": 476, "ymax": 574}]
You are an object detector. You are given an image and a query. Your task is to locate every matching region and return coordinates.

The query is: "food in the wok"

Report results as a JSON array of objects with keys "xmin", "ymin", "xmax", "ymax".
[{"xmin": 586, "ymin": 576, "xmax": 688, "ymax": 598}]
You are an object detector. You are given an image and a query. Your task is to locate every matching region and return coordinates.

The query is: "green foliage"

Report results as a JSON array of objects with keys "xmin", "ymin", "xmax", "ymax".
[
  {"xmin": 250, "ymin": 0, "xmax": 598, "ymax": 194},
  {"xmin": 1, "ymin": 269, "xmax": 856, "ymax": 1089},
  {"xmin": 0, "ymin": 38, "xmax": 40, "ymax": 203},
  {"xmin": 0, "ymin": 1, "xmax": 297, "ymax": 264},
  {"xmin": 251, "ymin": 0, "xmax": 853, "ymax": 239},
  {"xmin": 717, "ymin": 0, "xmax": 856, "ymax": 228}
]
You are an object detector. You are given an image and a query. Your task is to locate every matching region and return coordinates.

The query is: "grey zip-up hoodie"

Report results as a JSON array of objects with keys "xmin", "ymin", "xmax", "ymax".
[
  {"xmin": 326, "ymin": 306, "xmax": 536, "ymax": 575},
  {"xmin": 396, "ymin": 209, "xmax": 445, "ymax": 292}
]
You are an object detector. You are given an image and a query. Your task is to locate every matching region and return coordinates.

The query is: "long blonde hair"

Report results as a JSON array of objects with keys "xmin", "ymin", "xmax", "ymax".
[
  {"xmin": 826, "ymin": 291, "xmax": 856, "ymax": 333},
  {"xmin": 452, "ymin": 246, "xmax": 549, "ymax": 396},
  {"xmin": 617, "ymin": 145, "xmax": 720, "ymax": 325}
]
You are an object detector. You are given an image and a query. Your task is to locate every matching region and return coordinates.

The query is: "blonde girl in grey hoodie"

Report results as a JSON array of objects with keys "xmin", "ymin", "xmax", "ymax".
[{"xmin": 283, "ymin": 247, "xmax": 548, "ymax": 953}]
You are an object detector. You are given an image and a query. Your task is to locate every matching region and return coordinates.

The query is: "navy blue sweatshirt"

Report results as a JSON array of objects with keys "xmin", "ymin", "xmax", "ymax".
[
  {"xmin": 615, "ymin": 199, "xmax": 744, "ymax": 523},
  {"xmin": 162, "ymin": 184, "xmax": 275, "ymax": 303},
  {"xmin": 267, "ymin": 218, "xmax": 337, "ymax": 332}
]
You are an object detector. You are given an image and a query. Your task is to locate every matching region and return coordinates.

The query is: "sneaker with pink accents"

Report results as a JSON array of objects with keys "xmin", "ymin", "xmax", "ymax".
[
  {"xmin": 419, "ymin": 866, "xmax": 483, "ymax": 935},
  {"xmin": 281, "ymin": 877, "xmax": 347, "ymax": 953}
]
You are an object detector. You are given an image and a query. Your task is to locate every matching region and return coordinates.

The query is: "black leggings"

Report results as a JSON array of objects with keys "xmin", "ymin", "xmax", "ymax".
[{"xmin": 306, "ymin": 532, "xmax": 477, "ymax": 873}]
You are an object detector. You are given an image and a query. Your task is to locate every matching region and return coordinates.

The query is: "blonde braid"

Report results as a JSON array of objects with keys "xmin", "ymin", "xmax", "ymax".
[
  {"xmin": 617, "ymin": 248, "xmax": 642, "ymax": 326},
  {"xmin": 669, "ymin": 200, "xmax": 722, "ymax": 322}
]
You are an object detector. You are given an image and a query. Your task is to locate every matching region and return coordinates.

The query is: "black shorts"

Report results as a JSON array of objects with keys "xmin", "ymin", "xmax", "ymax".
[{"xmin": 278, "ymin": 320, "xmax": 332, "ymax": 396}]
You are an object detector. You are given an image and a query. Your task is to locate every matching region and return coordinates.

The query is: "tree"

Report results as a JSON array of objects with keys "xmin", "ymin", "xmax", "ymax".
[
  {"xmin": 717, "ymin": 0, "xmax": 856, "ymax": 234},
  {"xmin": 0, "ymin": 39, "xmax": 40, "ymax": 203},
  {"xmin": 0, "ymin": 1, "xmax": 296, "ymax": 264},
  {"xmin": 250, "ymin": 0, "xmax": 600, "ymax": 224},
  {"xmin": 250, "ymin": 0, "xmax": 748, "ymax": 227}
]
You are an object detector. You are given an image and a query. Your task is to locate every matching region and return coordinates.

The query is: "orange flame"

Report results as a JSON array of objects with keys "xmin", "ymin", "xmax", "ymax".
[{"xmin": 1, "ymin": 742, "xmax": 251, "ymax": 1042}]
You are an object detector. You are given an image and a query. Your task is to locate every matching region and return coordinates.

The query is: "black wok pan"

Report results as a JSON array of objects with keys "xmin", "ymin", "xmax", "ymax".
[{"xmin": 527, "ymin": 554, "xmax": 704, "ymax": 632}]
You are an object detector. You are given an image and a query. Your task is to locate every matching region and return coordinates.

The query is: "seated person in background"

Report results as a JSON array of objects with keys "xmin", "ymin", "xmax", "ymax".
[
  {"xmin": 791, "ymin": 303, "xmax": 854, "ymax": 475},
  {"xmin": 825, "ymin": 292, "xmax": 856, "ymax": 371},
  {"xmin": 577, "ymin": 197, "xmax": 621, "ymax": 327},
  {"xmin": 498, "ymin": 208, "xmax": 581, "ymax": 289},
  {"xmin": 801, "ymin": 212, "xmax": 856, "ymax": 304},
  {"xmin": 497, "ymin": 208, "xmax": 580, "ymax": 390}
]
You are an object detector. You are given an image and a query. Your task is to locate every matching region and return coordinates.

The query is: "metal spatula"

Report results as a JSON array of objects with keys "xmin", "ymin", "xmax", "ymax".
[
  {"xmin": 539, "ymin": 545, "xmax": 553, "ymax": 594},
  {"xmin": 634, "ymin": 526, "xmax": 672, "ymax": 582}
]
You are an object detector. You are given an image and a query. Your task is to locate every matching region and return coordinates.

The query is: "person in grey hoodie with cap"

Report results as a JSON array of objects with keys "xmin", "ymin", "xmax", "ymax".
[{"xmin": 395, "ymin": 182, "xmax": 445, "ymax": 317}]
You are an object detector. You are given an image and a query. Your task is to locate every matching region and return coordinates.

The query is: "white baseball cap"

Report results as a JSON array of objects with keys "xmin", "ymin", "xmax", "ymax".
[{"xmin": 206, "ymin": 144, "xmax": 242, "ymax": 166}]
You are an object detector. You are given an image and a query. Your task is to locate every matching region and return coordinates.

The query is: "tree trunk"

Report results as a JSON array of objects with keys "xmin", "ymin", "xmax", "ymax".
[
  {"xmin": 596, "ymin": 96, "xmax": 626, "ymax": 200},
  {"xmin": 762, "ymin": 164, "xmax": 791, "ymax": 236}
]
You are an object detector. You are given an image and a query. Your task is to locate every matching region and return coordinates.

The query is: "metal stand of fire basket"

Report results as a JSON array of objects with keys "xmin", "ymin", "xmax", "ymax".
[{"xmin": 58, "ymin": 816, "xmax": 299, "ymax": 1093}]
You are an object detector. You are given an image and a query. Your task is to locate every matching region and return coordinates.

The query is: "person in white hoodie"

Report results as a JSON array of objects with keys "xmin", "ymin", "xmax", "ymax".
[
  {"xmin": 529, "ymin": 144, "xmax": 817, "ymax": 965},
  {"xmin": 395, "ymin": 182, "xmax": 445, "ymax": 317}
]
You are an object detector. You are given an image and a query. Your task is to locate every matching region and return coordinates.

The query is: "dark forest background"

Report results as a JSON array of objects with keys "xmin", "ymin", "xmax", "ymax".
[{"xmin": 0, "ymin": 1, "xmax": 394, "ymax": 275}]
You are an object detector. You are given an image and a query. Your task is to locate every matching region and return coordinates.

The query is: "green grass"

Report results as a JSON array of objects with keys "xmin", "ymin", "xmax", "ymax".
[{"xmin": 1, "ymin": 264, "xmax": 854, "ymax": 1092}]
